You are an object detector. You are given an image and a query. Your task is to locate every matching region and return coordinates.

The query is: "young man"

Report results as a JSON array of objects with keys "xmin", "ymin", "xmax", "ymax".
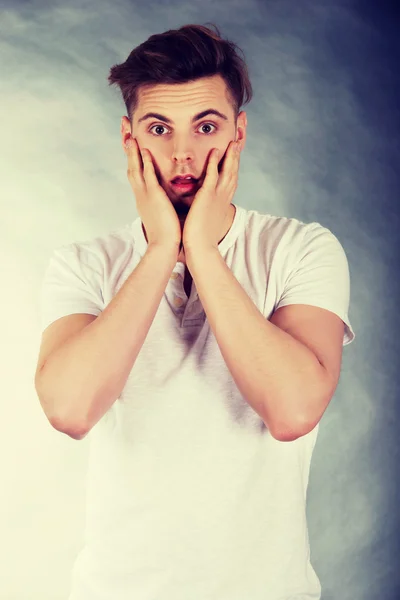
[{"xmin": 35, "ymin": 23, "xmax": 355, "ymax": 600}]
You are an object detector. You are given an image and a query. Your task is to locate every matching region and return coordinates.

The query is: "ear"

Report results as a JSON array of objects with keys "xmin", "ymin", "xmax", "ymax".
[
  {"xmin": 121, "ymin": 116, "xmax": 132, "ymax": 151},
  {"xmin": 236, "ymin": 111, "xmax": 247, "ymax": 148}
]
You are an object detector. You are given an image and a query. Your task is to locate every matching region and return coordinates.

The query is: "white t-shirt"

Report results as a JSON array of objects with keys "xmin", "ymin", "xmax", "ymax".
[{"xmin": 39, "ymin": 203, "xmax": 355, "ymax": 600}]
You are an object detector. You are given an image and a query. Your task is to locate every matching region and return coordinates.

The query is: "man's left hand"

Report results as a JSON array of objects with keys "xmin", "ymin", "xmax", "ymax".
[{"xmin": 182, "ymin": 140, "xmax": 242, "ymax": 253}]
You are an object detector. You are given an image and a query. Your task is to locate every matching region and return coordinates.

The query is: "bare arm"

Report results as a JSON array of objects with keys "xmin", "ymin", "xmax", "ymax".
[{"xmin": 35, "ymin": 243, "xmax": 178, "ymax": 439}]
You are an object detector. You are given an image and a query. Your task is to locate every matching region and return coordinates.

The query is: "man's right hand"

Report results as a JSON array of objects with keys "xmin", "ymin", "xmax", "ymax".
[{"xmin": 125, "ymin": 136, "xmax": 182, "ymax": 252}]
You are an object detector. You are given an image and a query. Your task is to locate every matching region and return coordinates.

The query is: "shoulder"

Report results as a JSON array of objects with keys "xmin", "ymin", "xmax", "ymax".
[{"xmin": 48, "ymin": 222, "xmax": 136, "ymax": 273}]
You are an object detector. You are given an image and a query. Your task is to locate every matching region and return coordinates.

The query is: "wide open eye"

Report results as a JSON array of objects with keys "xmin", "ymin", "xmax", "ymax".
[{"xmin": 148, "ymin": 122, "xmax": 218, "ymax": 136}]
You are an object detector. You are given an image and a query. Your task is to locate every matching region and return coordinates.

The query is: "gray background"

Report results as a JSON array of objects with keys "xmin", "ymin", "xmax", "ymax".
[{"xmin": 0, "ymin": 0, "xmax": 399, "ymax": 599}]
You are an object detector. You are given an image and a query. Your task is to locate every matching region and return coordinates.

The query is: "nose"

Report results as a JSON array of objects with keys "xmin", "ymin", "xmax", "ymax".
[
  {"xmin": 171, "ymin": 140, "xmax": 195, "ymax": 163},
  {"xmin": 172, "ymin": 151, "xmax": 194, "ymax": 163}
]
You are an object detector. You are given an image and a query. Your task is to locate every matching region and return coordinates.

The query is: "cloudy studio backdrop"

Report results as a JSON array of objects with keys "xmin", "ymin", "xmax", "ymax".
[{"xmin": 0, "ymin": 1, "xmax": 399, "ymax": 599}]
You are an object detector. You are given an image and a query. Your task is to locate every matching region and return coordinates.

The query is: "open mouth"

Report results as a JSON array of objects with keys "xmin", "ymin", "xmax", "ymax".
[{"xmin": 171, "ymin": 177, "xmax": 198, "ymax": 191}]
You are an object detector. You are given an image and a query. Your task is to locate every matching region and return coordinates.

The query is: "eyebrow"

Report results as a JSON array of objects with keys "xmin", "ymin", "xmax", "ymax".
[{"xmin": 137, "ymin": 108, "xmax": 229, "ymax": 125}]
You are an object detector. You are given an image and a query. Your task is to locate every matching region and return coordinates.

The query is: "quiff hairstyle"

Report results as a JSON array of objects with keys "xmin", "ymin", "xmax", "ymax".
[{"xmin": 107, "ymin": 23, "xmax": 253, "ymax": 123}]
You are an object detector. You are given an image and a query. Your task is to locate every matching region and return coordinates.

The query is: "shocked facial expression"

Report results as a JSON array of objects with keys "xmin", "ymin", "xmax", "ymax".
[{"xmin": 121, "ymin": 74, "xmax": 246, "ymax": 219}]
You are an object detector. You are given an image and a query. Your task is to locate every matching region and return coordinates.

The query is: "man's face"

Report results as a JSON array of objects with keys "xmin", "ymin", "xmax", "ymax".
[{"xmin": 121, "ymin": 74, "xmax": 246, "ymax": 219}]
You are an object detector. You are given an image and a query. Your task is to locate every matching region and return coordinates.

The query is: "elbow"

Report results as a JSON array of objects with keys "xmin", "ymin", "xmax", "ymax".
[
  {"xmin": 267, "ymin": 413, "xmax": 317, "ymax": 442},
  {"xmin": 269, "ymin": 424, "xmax": 304, "ymax": 442},
  {"xmin": 266, "ymin": 383, "xmax": 330, "ymax": 442},
  {"xmin": 35, "ymin": 377, "xmax": 90, "ymax": 441},
  {"xmin": 49, "ymin": 413, "xmax": 90, "ymax": 440}
]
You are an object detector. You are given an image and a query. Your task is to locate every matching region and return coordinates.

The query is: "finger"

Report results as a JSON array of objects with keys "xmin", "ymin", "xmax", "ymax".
[
  {"xmin": 235, "ymin": 141, "xmax": 242, "ymax": 164},
  {"xmin": 203, "ymin": 148, "xmax": 220, "ymax": 188},
  {"xmin": 224, "ymin": 141, "xmax": 238, "ymax": 170},
  {"xmin": 231, "ymin": 141, "xmax": 241, "ymax": 173},
  {"xmin": 233, "ymin": 141, "xmax": 241, "ymax": 181},
  {"xmin": 140, "ymin": 148, "xmax": 160, "ymax": 189},
  {"xmin": 219, "ymin": 141, "xmax": 238, "ymax": 186},
  {"xmin": 126, "ymin": 137, "xmax": 145, "ymax": 187}
]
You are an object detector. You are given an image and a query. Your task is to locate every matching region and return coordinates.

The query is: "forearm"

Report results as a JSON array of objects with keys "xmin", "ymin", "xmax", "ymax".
[
  {"xmin": 38, "ymin": 243, "xmax": 178, "ymax": 435},
  {"xmin": 186, "ymin": 247, "xmax": 328, "ymax": 440}
]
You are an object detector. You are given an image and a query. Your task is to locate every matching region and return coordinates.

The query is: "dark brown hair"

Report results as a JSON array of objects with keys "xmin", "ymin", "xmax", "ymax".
[{"xmin": 107, "ymin": 23, "xmax": 253, "ymax": 123}]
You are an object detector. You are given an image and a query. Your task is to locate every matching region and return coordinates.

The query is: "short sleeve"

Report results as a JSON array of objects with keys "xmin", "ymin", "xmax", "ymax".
[
  {"xmin": 275, "ymin": 223, "xmax": 355, "ymax": 346},
  {"xmin": 38, "ymin": 243, "xmax": 104, "ymax": 333}
]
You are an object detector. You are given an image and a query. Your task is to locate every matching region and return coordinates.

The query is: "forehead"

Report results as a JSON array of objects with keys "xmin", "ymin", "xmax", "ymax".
[{"xmin": 136, "ymin": 74, "xmax": 232, "ymax": 116}]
